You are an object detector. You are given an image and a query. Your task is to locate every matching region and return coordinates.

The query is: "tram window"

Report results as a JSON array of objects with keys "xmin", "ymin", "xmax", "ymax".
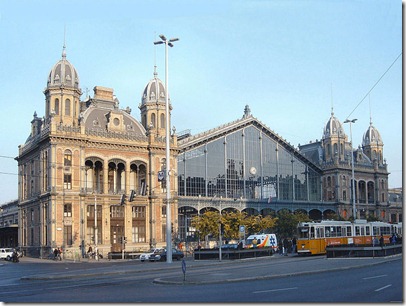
[
  {"xmin": 383, "ymin": 227, "xmax": 390, "ymax": 235},
  {"xmin": 330, "ymin": 226, "xmax": 337, "ymax": 237},
  {"xmin": 310, "ymin": 227, "xmax": 315, "ymax": 238},
  {"xmin": 316, "ymin": 227, "xmax": 324, "ymax": 238},
  {"xmin": 373, "ymin": 227, "xmax": 379, "ymax": 236},
  {"xmin": 355, "ymin": 226, "xmax": 360, "ymax": 236},
  {"xmin": 337, "ymin": 227, "xmax": 342, "ymax": 237},
  {"xmin": 366, "ymin": 227, "xmax": 370, "ymax": 235},
  {"xmin": 325, "ymin": 227, "xmax": 330, "ymax": 237},
  {"xmin": 346, "ymin": 226, "xmax": 352, "ymax": 236},
  {"xmin": 361, "ymin": 227, "xmax": 365, "ymax": 235},
  {"xmin": 299, "ymin": 227, "xmax": 309, "ymax": 239}
]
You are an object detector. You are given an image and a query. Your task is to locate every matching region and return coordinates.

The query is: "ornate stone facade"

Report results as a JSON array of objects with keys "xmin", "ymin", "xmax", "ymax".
[{"xmin": 16, "ymin": 48, "xmax": 178, "ymax": 258}]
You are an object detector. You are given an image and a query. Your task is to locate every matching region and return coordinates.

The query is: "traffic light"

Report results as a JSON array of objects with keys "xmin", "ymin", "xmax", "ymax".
[
  {"xmin": 129, "ymin": 190, "xmax": 136, "ymax": 202},
  {"xmin": 220, "ymin": 223, "xmax": 225, "ymax": 235},
  {"xmin": 120, "ymin": 194, "xmax": 126, "ymax": 205},
  {"xmin": 119, "ymin": 237, "xmax": 123, "ymax": 244}
]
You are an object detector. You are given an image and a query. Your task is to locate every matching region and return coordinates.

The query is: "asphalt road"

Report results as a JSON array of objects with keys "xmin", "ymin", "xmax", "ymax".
[{"xmin": 0, "ymin": 253, "xmax": 402, "ymax": 303}]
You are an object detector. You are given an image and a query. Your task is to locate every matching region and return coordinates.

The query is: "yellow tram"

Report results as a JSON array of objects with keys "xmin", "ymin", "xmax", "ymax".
[{"xmin": 297, "ymin": 219, "xmax": 398, "ymax": 255}]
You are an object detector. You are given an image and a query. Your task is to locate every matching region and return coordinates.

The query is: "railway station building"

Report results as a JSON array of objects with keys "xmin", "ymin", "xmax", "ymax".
[{"xmin": 13, "ymin": 46, "xmax": 401, "ymax": 257}]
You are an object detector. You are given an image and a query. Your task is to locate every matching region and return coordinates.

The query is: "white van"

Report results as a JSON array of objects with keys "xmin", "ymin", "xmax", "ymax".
[
  {"xmin": 245, "ymin": 234, "xmax": 278, "ymax": 252},
  {"xmin": 0, "ymin": 248, "xmax": 14, "ymax": 261}
]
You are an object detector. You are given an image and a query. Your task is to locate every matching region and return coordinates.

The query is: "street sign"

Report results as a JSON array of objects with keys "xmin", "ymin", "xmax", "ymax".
[
  {"xmin": 239, "ymin": 225, "xmax": 245, "ymax": 233},
  {"xmin": 158, "ymin": 171, "xmax": 165, "ymax": 182}
]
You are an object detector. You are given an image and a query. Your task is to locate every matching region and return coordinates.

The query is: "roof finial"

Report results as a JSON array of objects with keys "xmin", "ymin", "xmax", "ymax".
[
  {"xmin": 243, "ymin": 105, "xmax": 251, "ymax": 118},
  {"xmin": 369, "ymin": 93, "xmax": 373, "ymax": 125},
  {"xmin": 153, "ymin": 65, "xmax": 158, "ymax": 78},
  {"xmin": 153, "ymin": 31, "xmax": 158, "ymax": 77},
  {"xmin": 62, "ymin": 25, "xmax": 67, "ymax": 59},
  {"xmin": 330, "ymin": 82, "xmax": 334, "ymax": 116}
]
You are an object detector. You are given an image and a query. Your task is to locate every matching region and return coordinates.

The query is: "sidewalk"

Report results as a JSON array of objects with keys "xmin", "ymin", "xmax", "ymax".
[{"xmin": 19, "ymin": 253, "xmax": 402, "ymax": 284}]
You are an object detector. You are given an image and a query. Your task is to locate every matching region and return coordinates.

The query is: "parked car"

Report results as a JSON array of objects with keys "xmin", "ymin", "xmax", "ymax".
[
  {"xmin": 0, "ymin": 248, "xmax": 14, "ymax": 261},
  {"xmin": 139, "ymin": 248, "xmax": 163, "ymax": 262},
  {"xmin": 149, "ymin": 248, "xmax": 184, "ymax": 262}
]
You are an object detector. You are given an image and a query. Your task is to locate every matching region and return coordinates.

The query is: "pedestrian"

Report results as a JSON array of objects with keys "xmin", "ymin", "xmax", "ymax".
[
  {"xmin": 53, "ymin": 248, "xmax": 59, "ymax": 260},
  {"xmin": 57, "ymin": 247, "xmax": 62, "ymax": 260},
  {"xmin": 391, "ymin": 234, "xmax": 397, "ymax": 245},
  {"xmin": 283, "ymin": 238, "xmax": 289, "ymax": 256},
  {"xmin": 237, "ymin": 241, "xmax": 243, "ymax": 250},
  {"xmin": 12, "ymin": 250, "xmax": 19, "ymax": 263},
  {"xmin": 292, "ymin": 237, "xmax": 297, "ymax": 253},
  {"xmin": 379, "ymin": 234, "xmax": 384, "ymax": 248},
  {"xmin": 278, "ymin": 239, "xmax": 283, "ymax": 255}
]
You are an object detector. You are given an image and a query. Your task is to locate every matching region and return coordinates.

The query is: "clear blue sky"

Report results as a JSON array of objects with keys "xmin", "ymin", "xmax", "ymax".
[{"xmin": 0, "ymin": 0, "xmax": 402, "ymax": 203}]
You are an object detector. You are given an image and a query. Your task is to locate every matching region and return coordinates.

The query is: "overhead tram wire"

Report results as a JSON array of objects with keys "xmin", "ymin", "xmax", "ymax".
[{"xmin": 346, "ymin": 52, "xmax": 402, "ymax": 120}]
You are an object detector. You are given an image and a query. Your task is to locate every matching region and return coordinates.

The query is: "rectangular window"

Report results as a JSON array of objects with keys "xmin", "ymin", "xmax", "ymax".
[
  {"xmin": 132, "ymin": 224, "xmax": 146, "ymax": 243},
  {"xmin": 355, "ymin": 226, "xmax": 360, "ymax": 236},
  {"xmin": 110, "ymin": 206, "xmax": 124, "ymax": 218},
  {"xmin": 64, "ymin": 174, "xmax": 72, "ymax": 190},
  {"xmin": 64, "ymin": 203, "xmax": 72, "ymax": 217},
  {"xmin": 346, "ymin": 226, "xmax": 352, "ymax": 236},
  {"xmin": 132, "ymin": 206, "xmax": 146, "ymax": 219},
  {"xmin": 337, "ymin": 227, "xmax": 342, "ymax": 237},
  {"xmin": 162, "ymin": 224, "xmax": 167, "ymax": 242},
  {"xmin": 64, "ymin": 225, "xmax": 72, "ymax": 245}
]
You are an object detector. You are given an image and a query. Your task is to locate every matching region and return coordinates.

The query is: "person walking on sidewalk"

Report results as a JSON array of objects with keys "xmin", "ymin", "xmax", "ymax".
[{"xmin": 283, "ymin": 238, "xmax": 289, "ymax": 256}]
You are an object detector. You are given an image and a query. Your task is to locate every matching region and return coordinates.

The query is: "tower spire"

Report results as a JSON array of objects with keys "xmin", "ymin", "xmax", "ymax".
[{"xmin": 369, "ymin": 93, "xmax": 373, "ymax": 125}]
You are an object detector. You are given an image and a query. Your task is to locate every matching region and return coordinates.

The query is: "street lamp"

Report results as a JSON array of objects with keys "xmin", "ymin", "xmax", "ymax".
[
  {"xmin": 344, "ymin": 118, "xmax": 357, "ymax": 220},
  {"xmin": 154, "ymin": 34, "xmax": 179, "ymax": 263}
]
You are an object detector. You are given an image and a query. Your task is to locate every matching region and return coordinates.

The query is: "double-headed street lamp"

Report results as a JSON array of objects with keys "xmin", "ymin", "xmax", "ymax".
[
  {"xmin": 154, "ymin": 34, "xmax": 179, "ymax": 263},
  {"xmin": 344, "ymin": 118, "xmax": 357, "ymax": 220}
]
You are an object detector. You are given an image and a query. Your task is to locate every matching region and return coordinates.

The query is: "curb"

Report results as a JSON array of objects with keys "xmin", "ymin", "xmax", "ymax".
[{"xmin": 152, "ymin": 255, "xmax": 402, "ymax": 285}]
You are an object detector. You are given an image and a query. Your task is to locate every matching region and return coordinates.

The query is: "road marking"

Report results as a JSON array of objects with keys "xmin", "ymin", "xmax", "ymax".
[
  {"xmin": 363, "ymin": 274, "xmax": 387, "ymax": 280},
  {"xmin": 253, "ymin": 287, "xmax": 298, "ymax": 294},
  {"xmin": 375, "ymin": 284, "xmax": 392, "ymax": 292}
]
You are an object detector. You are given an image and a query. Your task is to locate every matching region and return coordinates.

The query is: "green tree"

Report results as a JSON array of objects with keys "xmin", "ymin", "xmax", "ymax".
[
  {"xmin": 275, "ymin": 209, "xmax": 311, "ymax": 238},
  {"xmin": 221, "ymin": 211, "xmax": 247, "ymax": 239},
  {"xmin": 191, "ymin": 210, "xmax": 221, "ymax": 239},
  {"xmin": 244, "ymin": 214, "xmax": 277, "ymax": 235},
  {"xmin": 191, "ymin": 210, "xmax": 278, "ymax": 241}
]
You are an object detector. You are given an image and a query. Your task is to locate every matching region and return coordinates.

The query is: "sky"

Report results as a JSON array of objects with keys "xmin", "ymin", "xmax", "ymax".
[{"xmin": 0, "ymin": 0, "xmax": 402, "ymax": 203}]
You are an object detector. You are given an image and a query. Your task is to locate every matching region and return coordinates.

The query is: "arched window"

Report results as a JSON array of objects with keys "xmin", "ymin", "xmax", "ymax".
[
  {"xmin": 54, "ymin": 98, "xmax": 59, "ymax": 115},
  {"xmin": 151, "ymin": 113, "xmax": 156, "ymax": 128},
  {"xmin": 65, "ymin": 98, "xmax": 71, "ymax": 116},
  {"xmin": 160, "ymin": 113, "xmax": 165, "ymax": 128},
  {"xmin": 64, "ymin": 150, "xmax": 72, "ymax": 167}
]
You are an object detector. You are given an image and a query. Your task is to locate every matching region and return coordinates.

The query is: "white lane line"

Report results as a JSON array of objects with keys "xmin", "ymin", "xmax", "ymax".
[
  {"xmin": 363, "ymin": 274, "xmax": 387, "ymax": 280},
  {"xmin": 253, "ymin": 287, "xmax": 298, "ymax": 294},
  {"xmin": 375, "ymin": 284, "xmax": 392, "ymax": 292}
]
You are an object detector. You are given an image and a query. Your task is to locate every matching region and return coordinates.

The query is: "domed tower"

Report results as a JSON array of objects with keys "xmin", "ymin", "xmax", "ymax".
[
  {"xmin": 322, "ymin": 110, "xmax": 347, "ymax": 162},
  {"xmin": 139, "ymin": 67, "xmax": 172, "ymax": 137},
  {"xmin": 44, "ymin": 45, "xmax": 82, "ymax": 126},
  {"xmin": 362, "ymin": 120, "xmax": 383, "ymax": 165}
]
